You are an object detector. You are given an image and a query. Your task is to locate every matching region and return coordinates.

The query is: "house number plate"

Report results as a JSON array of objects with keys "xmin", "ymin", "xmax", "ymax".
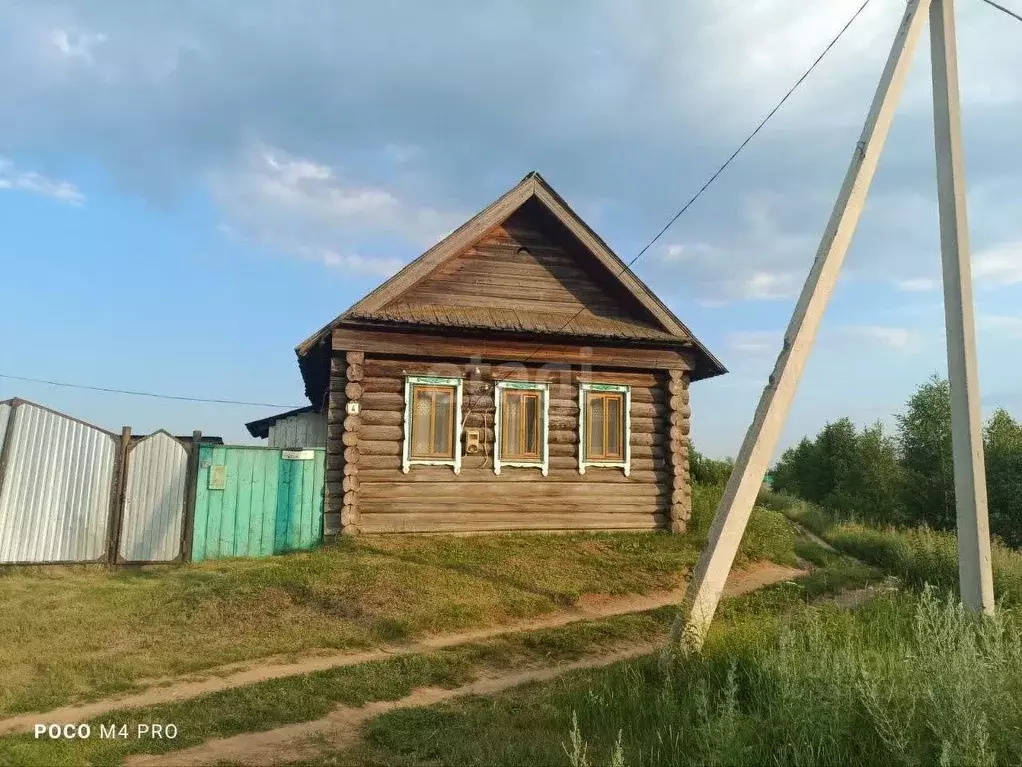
[{"xmin": 208, "ymin": 464, "xmax": 226, "ymax": 490}]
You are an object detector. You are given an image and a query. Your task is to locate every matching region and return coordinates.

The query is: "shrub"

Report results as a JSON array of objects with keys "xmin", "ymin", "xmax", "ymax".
[
  {"xmin": 562, "ymin": 589, "xmax": 1022, "ymax": 766},
  {"xmin": 689, "ymin": 448, "xmax": 735, "ymax": 486},
  {"xmin": 770, "ymin": 375, "xmax": 1022, "ymax": 547}
]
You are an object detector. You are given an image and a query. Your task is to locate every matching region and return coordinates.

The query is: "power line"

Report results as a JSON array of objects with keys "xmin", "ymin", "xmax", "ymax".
[
  {"xmin": 0, "ymin": 373, "xmax": 305, "ymax": 409},
  {"xmin": 464, "ymin": 0, "xmax": 873, "ymax": 417},
  {"xmin": 4, "ymin": 0, "xmax": 873, "ymax": 418},
  {"xmin": 978, "ymin": 0, "xmax": 1022, "ymax": 24}
]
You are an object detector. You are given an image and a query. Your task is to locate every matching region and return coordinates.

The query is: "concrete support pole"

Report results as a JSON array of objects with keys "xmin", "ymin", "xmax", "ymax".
[
  {"xmin": 665, "ymin": 0, "xmax": 934, "ymax": 657},
  {"xmin": 930, "ymin": 0, "xmax": 995, "ymax": 614}
]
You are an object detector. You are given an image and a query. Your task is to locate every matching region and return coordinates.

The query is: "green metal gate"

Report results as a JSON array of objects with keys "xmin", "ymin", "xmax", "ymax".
[{"xmin": 191, "ymin": 445, "xmax": 325, "ymax": 561}]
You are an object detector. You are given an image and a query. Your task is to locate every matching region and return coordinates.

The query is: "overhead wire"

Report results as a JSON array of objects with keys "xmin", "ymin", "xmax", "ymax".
[
  {"xmin": 461, "ymin": 0, "xmax": 875, "ymax": 421},
  {"xmin": 0, "ymin": 372, "xmax": 306, "ymax": 409},
  {"xmin": 5, "ymin": 0, "xmax": 875, "ymax": 420},
  {"xmin": 978, "ymin": 0, "xmax": 1022, "ymax": 24}
]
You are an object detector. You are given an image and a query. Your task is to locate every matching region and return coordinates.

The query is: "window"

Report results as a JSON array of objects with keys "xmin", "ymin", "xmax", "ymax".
[
  {"xmin": 494, "ymin": 381, "xmax": 549, "ymax": 475},
  {"xmin": 578, "ymin": 383, "xmax": 631, "ymax": 476},
  {"xmin": 402, "ymin": 376, "xmax": 463, "ymax": 473}
]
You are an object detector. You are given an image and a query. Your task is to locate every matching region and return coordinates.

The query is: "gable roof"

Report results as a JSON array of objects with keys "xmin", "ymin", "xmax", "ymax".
[{"xmin": 296, "ymin": 171, "xmax": 725, "ymax": 378}]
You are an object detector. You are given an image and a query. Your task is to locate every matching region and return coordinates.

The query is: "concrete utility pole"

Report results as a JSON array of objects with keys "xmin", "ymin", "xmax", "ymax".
[
  {"xmin": 666, "ymin": 0, "xmax": 939, "ymax": 656},
  {"xmin": 930, "ymin": 0, "xmax": 995, "ymax": 614}
]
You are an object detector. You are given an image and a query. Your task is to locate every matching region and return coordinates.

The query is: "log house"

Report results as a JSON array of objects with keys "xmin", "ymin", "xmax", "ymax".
[{"xmin": 292, "ymin": 172, "xmax": 726, "ymax": 535}]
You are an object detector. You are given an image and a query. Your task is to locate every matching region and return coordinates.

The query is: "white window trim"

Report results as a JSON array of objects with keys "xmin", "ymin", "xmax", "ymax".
[
  {"xmin": 493, "ymin": 381, "xmax": 549, "ymax": 476},
  {"xmin": 578, "ymin": 383, "xmax": 631, "ymax": 476},
  {"xmin": 402, "ymin": 376, "xmax": 463, "ymax": 474}
]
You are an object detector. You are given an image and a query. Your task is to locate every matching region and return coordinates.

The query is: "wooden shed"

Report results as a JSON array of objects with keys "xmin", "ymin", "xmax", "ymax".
[{"xmin": 295, "ymin": 172, "xmax": 726, "ymax": 536}]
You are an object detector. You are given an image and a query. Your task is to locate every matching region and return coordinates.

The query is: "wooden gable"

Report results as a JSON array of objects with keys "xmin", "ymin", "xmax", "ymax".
[
  {"xmin": 364, "ymin": 199, "xmax": 676, "ymax": 341},
  {"xmin": 297, "ymin": 171, "xmax": 726, "ymax": 377}
]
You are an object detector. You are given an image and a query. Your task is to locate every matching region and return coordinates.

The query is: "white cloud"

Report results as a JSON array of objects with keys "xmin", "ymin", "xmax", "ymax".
[
  {"xmin": 208, "ymin": 142, "xmax": 461, "ymax": 276},
  {"xmin": 973, "ymin": 240, "xmax": 1022, "ymax": 287},
  {"xmin": 50, "ymin": 28, "xmax": 106, "ymax": 63},
  {"xmin": 896, "ymin": 278, "xmax": 938, "ymax": 292},
  {"xmin": 978, "ymin": 314, "xmax": 1022, "ymax": 338},
  {"xmin": 658, "ymin": 192, "xmax": 813, "ymax": 303},
  {"xmin": 838, "ymin": 325, "xmax": 916, "ymax": 350},
  {"xmin": 727, "ymin": 330, "xmax": 780, "ymax": 354},
  {"xmin": 0, "ymin": 157, "xmax": 84, "ymax": 205}
]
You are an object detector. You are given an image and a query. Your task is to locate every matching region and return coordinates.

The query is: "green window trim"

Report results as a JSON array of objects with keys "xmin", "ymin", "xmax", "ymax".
[
  {"xmin": 402, "ymin": 376, "xmax": 464, "ymax": 474},
  {"xmin": 578, "ymin": 382, "xmax": 631, "ymax": 476},
  {"xmin": 494, "ymin": 381, "xmax": 549, "ymax": 476}
]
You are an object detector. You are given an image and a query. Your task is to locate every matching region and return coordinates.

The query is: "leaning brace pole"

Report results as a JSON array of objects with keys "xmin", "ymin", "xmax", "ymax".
[
  {"xmin": 666, "ymin": 0, "xmax": 934, "ymax": 656},
  {"xmin": 930, "ymin": 0, "xmax": 995, "ymax": 613}
]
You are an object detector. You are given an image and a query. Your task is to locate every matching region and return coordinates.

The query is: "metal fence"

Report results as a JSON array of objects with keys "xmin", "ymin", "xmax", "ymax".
[
  {"xmin": 117, "ymin": 431, "xmax": 190, "ymax": 563},
  {"xmin": 0, "ymin": 400, "xmax": 116, "ymax": 564},
  {"xmin": 0, "ymin": 398, "xmax": 325, "ymax": 566}
]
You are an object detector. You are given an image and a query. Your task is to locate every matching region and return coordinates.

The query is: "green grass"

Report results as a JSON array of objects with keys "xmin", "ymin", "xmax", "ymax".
[
  {"xmin": 0, "ymin": 509, "xmax": 796, "ymax": 718},
  {"xmin": 783, "ymin": 503, "xmax": 1022, "ymax": 607},
  {"xmin": 0, "ymin": 561, "xmax": 883, "ymax": 767},
  {"xmin": 338, "ymin": 587, "xmax": 1022, "ymax": 767}
]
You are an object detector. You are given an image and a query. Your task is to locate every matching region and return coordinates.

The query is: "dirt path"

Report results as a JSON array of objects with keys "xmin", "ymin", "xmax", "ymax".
[
  {"xmin": 0, "ymin": 561, "xmax": 803, "ymax": 738},
  {"xmin": 124, "ymin": 562, "xmax": 810, "ymax": 767},
  {"xmin": 125, "ymin": 642, "xmax": 663, "ymax": 767}
]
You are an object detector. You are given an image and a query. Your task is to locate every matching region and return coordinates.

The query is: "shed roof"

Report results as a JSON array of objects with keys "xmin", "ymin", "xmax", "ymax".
[{"xmin": 245, "ymin": 405, "xmax": 318, "ymax": 439}]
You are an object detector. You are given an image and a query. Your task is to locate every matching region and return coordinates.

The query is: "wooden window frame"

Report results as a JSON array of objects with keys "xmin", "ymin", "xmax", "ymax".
[
  {"xmin": 494, "ymin": 381, "xmax": 549, "ymax": 476},
  {"xmin": 402, "ymin": 376, "xmax": 463, "ymax": 474},
  {"xmin": 578, "ymin": 383, "xmax": 631, "ymax": 476}
]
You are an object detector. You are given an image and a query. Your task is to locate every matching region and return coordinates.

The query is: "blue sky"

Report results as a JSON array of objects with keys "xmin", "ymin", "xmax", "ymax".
[{"xmin": 1, "ymin": 0, "xmax": 1021, "ymax": 458}]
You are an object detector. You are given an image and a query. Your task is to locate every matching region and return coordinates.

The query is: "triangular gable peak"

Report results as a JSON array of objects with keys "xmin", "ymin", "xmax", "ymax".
[
  {"xmin": 357, "ymin": 197, "xmax": 681, "ymax": 341},
  {"xmin": 297, "ymin": 172, "xmax": 725, "ymax": 376}
]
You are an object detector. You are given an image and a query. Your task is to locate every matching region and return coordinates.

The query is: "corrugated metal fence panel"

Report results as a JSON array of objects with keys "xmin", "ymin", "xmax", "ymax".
[
  {"xmin": 118, "ymin": 431, "xmax": 188, "ymax": 563},
  {"xmin": 191, "ymin": 446, "xmax": 324, "ymax": 561},
  {"xmin": 0, "ymin": 403, "xmax": 116, "ymax": 563},
  {"xmin": 267, "ymin": 412, "xmax": 327, "ymax": 449},
  {"xmin": 0, "ymin": 402, "xmax": 11, "ymax": 455}
]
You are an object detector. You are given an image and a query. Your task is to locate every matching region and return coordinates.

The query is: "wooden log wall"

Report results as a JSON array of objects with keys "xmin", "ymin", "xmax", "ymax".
[
  {"xmin": 324, "ymin": 351, "xmax": 366, "ymax": 536},
  {"xmin": 667, "ymin": 370, "xmax": 692, "ymax": 533},
  {"xmin": 330, "ymin": 355, "xmax": 688, "ymax": 535}
]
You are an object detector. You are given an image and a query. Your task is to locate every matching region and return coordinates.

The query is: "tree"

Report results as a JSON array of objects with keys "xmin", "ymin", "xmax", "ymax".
[
  {"xmin": 771, "ymin": 418, "xmax": 903, "ymax": 523},
  {"xmin": 772, "ymin": 438, "xmax": 821, "ymax": 502},
  {"xmin": 689, "ymin": 446, "xmax": 734, "ymax": 486},
  {"xmin": 984, "ymin": 408, "xmax": 1022, "ymax": 546},
  {"xmin": 829, "ymin": 422, "xmax": 905, "ymax": 525},
  {"xmin": 896, "ymin": 375, "xmax": 955, "ymax": 530}
]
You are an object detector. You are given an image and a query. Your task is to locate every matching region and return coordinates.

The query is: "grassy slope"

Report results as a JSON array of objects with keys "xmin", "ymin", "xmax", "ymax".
[
  {"xmin": 285, "ymin": 496, "xmax": 1022, "ymax": 767},
  {"xmin": 346, "ymin": 587, "xmax": 1022, "ymax": 767},
  {"xmin": 783, "ymin": 500, "xmax": 1022, "ymax": 605},
  {"xmin": 0, "ymin": 561, "xmax": 877, "ymax": 767},
  {"xmin": 0, "ymin": 500, "xmax": 794, "ymax": 718}
]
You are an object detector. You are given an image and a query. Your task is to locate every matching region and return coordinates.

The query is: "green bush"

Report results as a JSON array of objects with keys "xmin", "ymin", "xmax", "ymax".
[
  {"xmin": 770, "ymin": 374, "xmax": 1022, "ymax": 548},
  {"xmin": 772, "ymin": 418, "xmax": 904, "ymax": 525},
  {"xmin": 560, "ymin": 589, "xmax": 1022, "ymax": 766},
  {"xmin": 689, "ymin": 448, "xmax": 735, "ymax": 486}
]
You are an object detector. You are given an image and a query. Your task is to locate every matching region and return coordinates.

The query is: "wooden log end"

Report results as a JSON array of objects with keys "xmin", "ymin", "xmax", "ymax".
[
  {"xmin": 344, "ymin": 382, "xmax": 364, "ymax": 400},
  {"xmin": 346, "ymin": 350, "xmax": 366, "ymax": 365},
  {"xmin": 341, "ymin": 505, "xmax": 361, "ymax": 526}
]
